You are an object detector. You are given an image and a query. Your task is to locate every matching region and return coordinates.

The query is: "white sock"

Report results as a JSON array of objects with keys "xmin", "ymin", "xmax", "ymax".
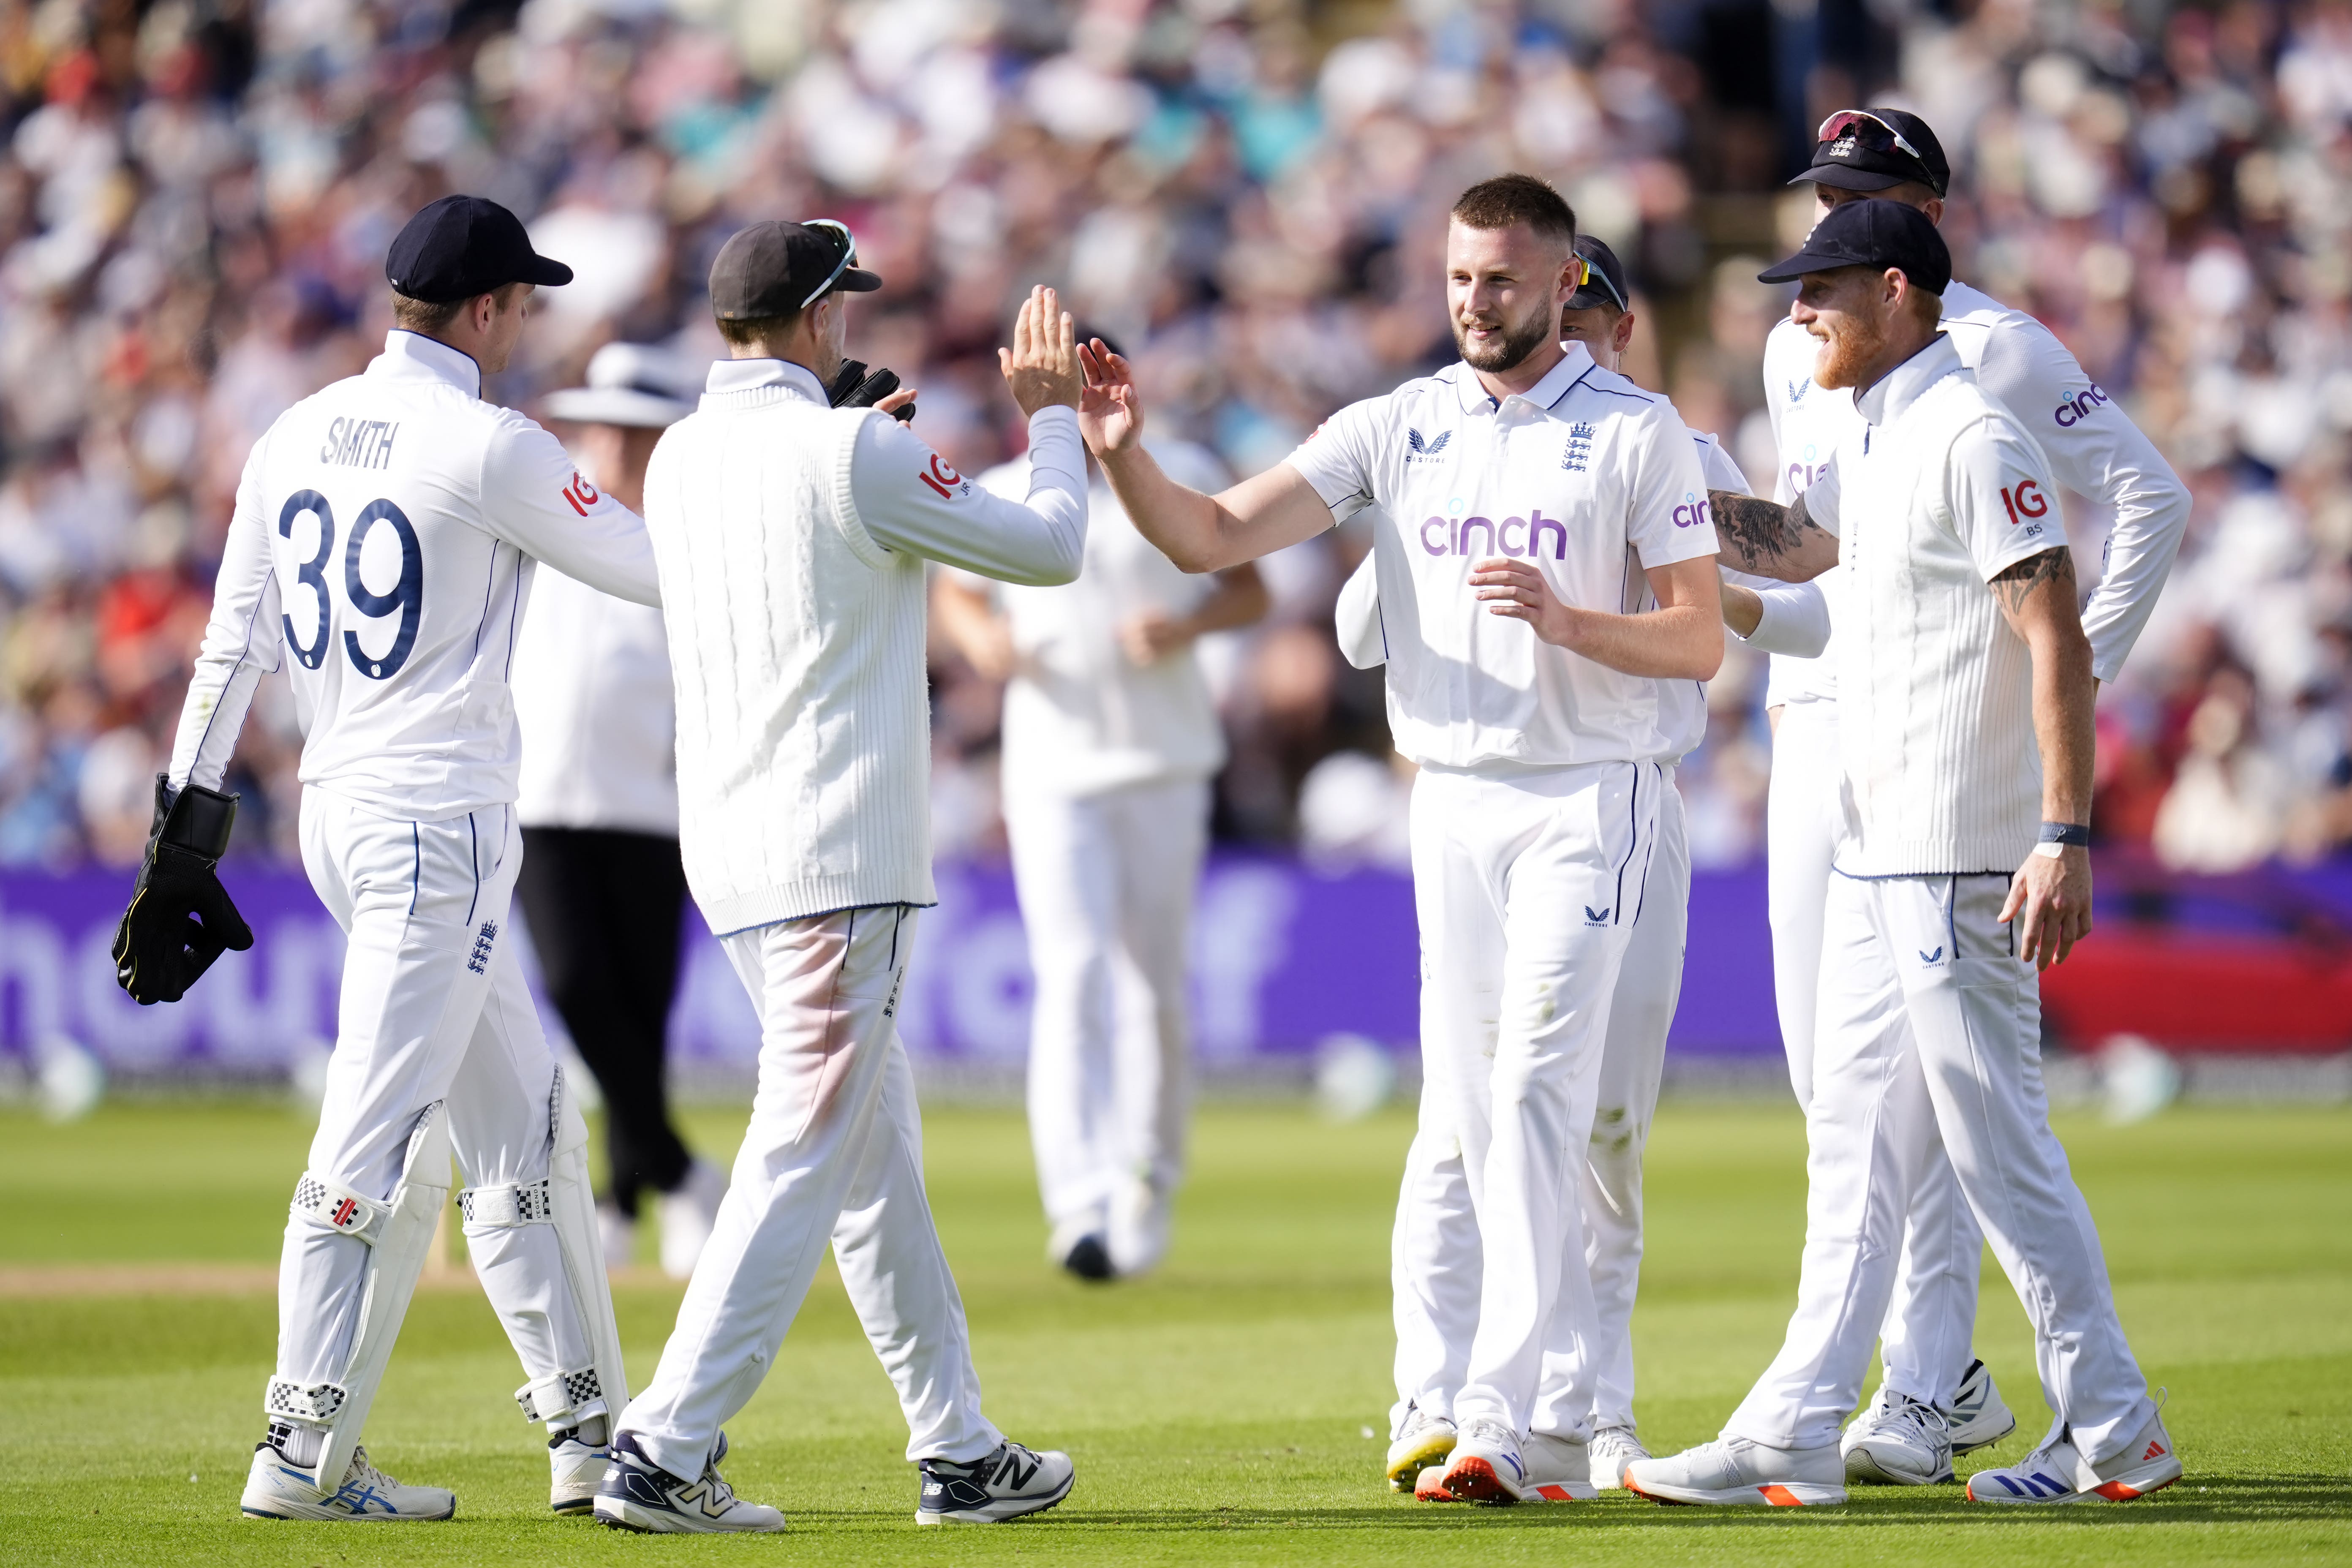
[
  {"xmin": 571, "ymin": 1414, "xmax": 609, "ymax": 1446},
  {"xmin": 269, "ymin": 1421, "xmax": 326, "ymax": 1467}
]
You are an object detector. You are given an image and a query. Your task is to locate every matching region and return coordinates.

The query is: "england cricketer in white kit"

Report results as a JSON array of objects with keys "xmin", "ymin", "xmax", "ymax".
[
  {"xmin": 1077, "ymin": 175, "xmax": 1724, "ymax": 1505},
  {"xmin": 1746, "ymin": 109, "xmax": 2189, "ymax": 1486},
  {"xmin": 123, "ymin": 196, "xmax": 650, "ymax": 1522},
  {"xmin": 1628, "ymin": 199, "xmax": 2180, "ymax": 1509},
  {"xmin": 934, "ymin": 433, "xmax": 1266, "ymax": 1282},
  {"xmin": 1333, "ymin": 234, "xmax": 1828, "ymax": 1497},
  {"xmin": 592, "ymin": 225, "xmax": 1085, "ymax": 1533}
]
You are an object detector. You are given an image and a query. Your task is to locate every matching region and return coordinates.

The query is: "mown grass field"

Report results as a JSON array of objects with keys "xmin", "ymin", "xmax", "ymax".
[{"xmin": 1, "ymin": 1096, "xmax": 2347, "ymax": 1565}]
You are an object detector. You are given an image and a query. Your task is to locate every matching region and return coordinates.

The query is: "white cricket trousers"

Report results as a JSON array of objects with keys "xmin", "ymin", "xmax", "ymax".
[
  {"xmin": 618, "ymin": 906, "xmax": 1000, "ymax": 1482},
  {"xmin": 1389, "ymin": 760, "xmax": 1658, "ymax": 1439},
  {"xmin": 1391, "ymin": 774, "xmax": 1686, "ymax": 1439},
  {"xmin": 1726, "ymin": 872, "xmax": 2154, "ymax": 1463},
  {"xmin": 1768, "ymin": 698, "xmax": 1982, "ymax": 1411},
  {"xmin": 1007, "ymin": 776, "xmax": 1208, "ymax": 1233},
  {"xmin": 284, "ymin": 791, "xmax": 594, "ymax": 1409}
]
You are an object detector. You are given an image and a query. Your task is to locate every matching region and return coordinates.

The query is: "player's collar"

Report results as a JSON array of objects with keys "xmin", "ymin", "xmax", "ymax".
[
  {"xmin": 1451, "ymin": 340, "xmax": 1593, "ymax": 415},
  {"xmin": 1853, "ymin": 332, "xmax": 1959, "ymax": 427},
  {"xmin": 704, "ymin": 357, "xmax": 828, "ymax": 404},
  {"xmin": 370, "ymin": 330, "xmax": 482, "ymax": 397}
]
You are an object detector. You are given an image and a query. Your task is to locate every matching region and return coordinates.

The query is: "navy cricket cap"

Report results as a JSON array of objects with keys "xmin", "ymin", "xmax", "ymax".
[
  {"xmin": 1794, "ymin": 108, "xmax": 1950, "ymax": 198},
  {"xmin": 1566, "ymin": 234, "xmax": 1630, "ymax": 313},
  {"xmin": 1758, "ymin": 198, "xmax": 1952, "ymax": 296},
  {"xmin": 386, "ymin": 195, "xmax": 573, "ymax": 302},
  {"xmin": 709, "ymin": 220, "xmax": 882, "ymax": 320}
]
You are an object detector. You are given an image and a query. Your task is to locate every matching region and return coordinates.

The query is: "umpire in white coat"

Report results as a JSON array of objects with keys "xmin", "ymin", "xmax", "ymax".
[{"xmin": 593, "ymin": 223, "xmax": 1089, "ymax": 1533}]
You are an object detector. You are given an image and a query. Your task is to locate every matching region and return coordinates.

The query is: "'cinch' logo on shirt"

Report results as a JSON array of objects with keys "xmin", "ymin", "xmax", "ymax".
[
  {"xmin": 1421, "ymin": 512, "xmax": 1567, "ymax": 559},
  {"xmin": 2054, "ymin": 384, "xmax": 2110, "ymax": 426},
  {"xmin": 1671, "ymin": 492, "xmax": 1710, "ymax": 528}
]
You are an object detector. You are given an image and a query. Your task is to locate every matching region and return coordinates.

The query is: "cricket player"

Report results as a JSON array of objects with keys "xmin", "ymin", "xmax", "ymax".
[
  {"xmin": 592, "ymin": 226, "xmax": 1084, "ymax": 1532},
  {"xmin": 1629, "ymin": 200, "xmax": 2180, "ymax": 1508},
  {"xmin": 933, "ymin": 415, "xmax": 1266, "ymax": 1282},
  {"xmin": 1335, "ymin": 234, "xmax": 1827, "ymax": 1496},
  {"xmin": 118, "ymin": 196, "xmax": 651, "ymax": 1521},
  {"xmin": 1745, "ymin": 109, "xmax": 2189, "ymax": 1486},
  {"xmin": 1078, "ymin": 174, "xmax": 1724, "ymax": 1504},
  {"xmin": 512, "ymin": 342, "xmax": 727, "ymax": 1279}
]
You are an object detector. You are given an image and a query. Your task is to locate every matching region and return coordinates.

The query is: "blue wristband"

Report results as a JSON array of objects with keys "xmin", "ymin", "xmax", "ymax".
[{"xmin": 2038, "ymin": 822, "xmax": 2091, "ymax": 847}]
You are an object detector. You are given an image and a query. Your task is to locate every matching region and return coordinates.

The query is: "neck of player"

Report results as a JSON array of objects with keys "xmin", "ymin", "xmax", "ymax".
[
  {"xmin": 1851, "ymin": 320, "xmax": 1941, "ymax": 400},
  {"xmin": 1473, "ymin": 335, "xmax": 1570, "ymax": 403}
]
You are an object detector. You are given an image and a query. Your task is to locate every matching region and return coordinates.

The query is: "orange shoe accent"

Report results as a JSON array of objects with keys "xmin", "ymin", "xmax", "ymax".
[
  {"xmin": 2093, "ymin": 1481, "xmax": 2139, "ymax": 1500},
  {"xmin": 2142, "ymin": 1441, "xmax": 2166, "ymax": 1461},
  {"xmin": 1413, "ymin": 1470, "xmax": 1453, "ymax": 1503},
  {"xmin": 1531, "ymin": 1484, "xmax": 1582, "ymax": 1502},
  {"xmin": 1444, "ymin": 1458, "xmax": 1513, "ymax": 1503},
  {"xmin": 1758, "ymin": 1484, "xmax": 1805, "ymax": 1506}
]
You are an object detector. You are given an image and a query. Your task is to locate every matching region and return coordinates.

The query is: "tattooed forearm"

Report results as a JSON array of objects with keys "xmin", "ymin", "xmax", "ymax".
[
  {"xmin": 1708, "ymin": 490, "xmax": 1839, "ymax": 582},
  {"xmin": 1990, "ymin": 545, "xmax": 2075, "ymax": 616}
]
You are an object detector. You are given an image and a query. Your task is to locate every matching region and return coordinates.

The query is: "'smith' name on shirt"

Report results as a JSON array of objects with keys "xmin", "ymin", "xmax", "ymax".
[{"xmin": 320, "ymin": 416, "xmax": 400, "ymax": 470}]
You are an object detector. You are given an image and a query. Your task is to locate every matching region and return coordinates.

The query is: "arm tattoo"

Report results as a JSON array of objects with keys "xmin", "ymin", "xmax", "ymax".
[
  {"xmin": 1709, "ymin": 489, "xmax": 1831, "ymax": 573},
  {"xmin": 1990, "ymin": 545, "xmax": 2075, "ymax": 616}
]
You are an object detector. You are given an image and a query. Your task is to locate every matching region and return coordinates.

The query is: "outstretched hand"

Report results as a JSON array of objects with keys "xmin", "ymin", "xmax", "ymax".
[
  {"xmin": 998, "ymin": 286, "xmax": 1083, "ymax": 416},
  {"xmin": 1077, "ymin": 339, "xmax": 1145, "ymax": 455}
]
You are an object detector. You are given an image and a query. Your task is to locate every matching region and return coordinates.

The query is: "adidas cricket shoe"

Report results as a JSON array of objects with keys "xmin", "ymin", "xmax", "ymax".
[
  {"xmin": 1966, "ymin": 1408, "xmax": 2180, "ymax": 1505},
  {"xmin": 1949, "ymin": 1358, "xmax": 2017, "ymax": 1453},
  {"xmin": 1519, "ymin": 1432, "xmax": 1597, "ymax": 1502},
  {"xmin": 240, "ymin": 1441, "xmax": 455, "ymax": 1521},
  {"xmin": 1413, "ymin": 1465, "xmax": 1454, "ymax": 1501},
  {"xmin": 1438, "ymin": 1417, "xmax": 1527, "ymax": 1503},
  {"xmin": 1624, "ymin": 1436, "xmax": 1847, "ymax": 1506},
  {"xmin": 1590, "ymin": 1425, "xmax": 1650, "ymax": 1490},
  {"xmin": 915, "ymin": 1439, "xmax": 1075, "ymax": 1523},
  {"xmin": 593, "ymin": 1431, "xmax": 784, "ymax": 1533},
  {"xmin": 1385, "ymin": 1404, "xmax": 1455, "ymax": 1491},
  {"xmin": 1842, "ymin": 1388, "xmax": 1955, "ymax": 1485},
  {"xmin": 549, "ymin": 1425, "xmax": 609, "ymax": 1514}
]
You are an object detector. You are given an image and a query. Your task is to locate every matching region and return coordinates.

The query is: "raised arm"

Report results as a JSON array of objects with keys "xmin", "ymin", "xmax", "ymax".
[
  {"xmin": 1077, "ymin": 340, "xmax": 1335, "ymax": 572},
  {"xmin": 1992, "ymin": 546, "xmax": 2096, "ymax": 969}
]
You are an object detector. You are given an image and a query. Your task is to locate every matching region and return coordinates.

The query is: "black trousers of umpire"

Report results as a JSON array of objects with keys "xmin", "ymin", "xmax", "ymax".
[{"xmin": 516, "ymin": 825, "xmax": 692, "ymax": 1217}]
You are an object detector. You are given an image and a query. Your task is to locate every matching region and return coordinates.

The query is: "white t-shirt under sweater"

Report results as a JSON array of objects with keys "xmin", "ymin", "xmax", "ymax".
[
  {"xmin": 512, "ymin": 564, "xmax": 678, "ymax": 836},
  {"xmin": 973, "ymin": 438, "xmax": 1231, "ymax": 800},
  {"xmin": 1761, "ymin": 276, "xmax": 2189, "ymax": 709},
  {"xmin": 644, "ymin": 358, "xmax": 1087, "ymax": 934},
  {"xmin": 1832, "ymin": 334, "xmax": 2067, "ymax": 877},
  {"xmin": 1286, "ymin": 345, "xmax": 1718, "ymax": 770}
]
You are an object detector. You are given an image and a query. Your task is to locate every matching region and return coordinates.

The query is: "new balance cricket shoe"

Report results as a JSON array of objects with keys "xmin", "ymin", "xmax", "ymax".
[
  {"xmin": 592, "ymin": 1431, "xmax": 784, "ymax": 1533},
  {"xmin": 1624, "ymin": 1437, "xmax": 1847, "ymax": 1507},
  {"xmin": 1965, "ymin": 1409, "xmax": 2181, "ymax": 1505},
  {"xmin": 1841, "ymin": 1388, "xmax": 1955, "ymax": 1485},
  {"xmin": 1949, "ymin": 1357, "xmax": 2018, "ymax": 1453},
  {"xmin": 915, "ymin": 1439, "xmax": 1075, "ymax": 1523},
  {"xmin": 240, "ymin": 1441, "xmax": 455, "ymax": 1521},
  {"xmin": 1385, "ymin": 1404, "xmax": 1456, "ymax": 1492},
  {"xmin": 1590, "ymin": 1426, "xmax": 1650, "ymax": 1490},
  {"xmin": 1519, "ymin": 1432, "xmax": 1598, "ymax": 1502},
  {"xmin": 1438, "ymin": 1417, "xmax": 1527, "ymax": 1503},
  {"xmin": 549, "ymin": 1425, "xmax": 609, "ymax": 1514},
  {"xmin": 1413, "ymin": 1466, "xmax": 1454, "ymax": 1502}
]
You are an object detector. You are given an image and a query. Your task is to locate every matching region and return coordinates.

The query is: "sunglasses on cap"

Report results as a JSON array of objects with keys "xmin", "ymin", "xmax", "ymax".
[
  {"xmin": 1575, "ymin": 252, "xmax": 1627, "ymax": 313},
  {"xmin": 1816, "ymin": 109, "xmax": 1927, "ymax": 164},
  {"xmin": 801, "ymin": 218, "xmax": 860, "ymax": 309}
]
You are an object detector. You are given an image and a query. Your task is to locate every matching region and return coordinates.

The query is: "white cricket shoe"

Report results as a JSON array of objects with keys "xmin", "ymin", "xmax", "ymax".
[
  {"xmin": 1438, "ymin": 1417, "xmax": 1527, "ymax": 1503},
  {"xmin": 549, "ymin": 1426, "xmax": 609, "ymax": 1514},
  {"xmin": 915, "ymin": 1440, "xmax": 1075, "ymax": 1523},
  {"xmin": 1107, "ymin": 1172, "xmax": 1173, "ymax": 1278},
  {"xmin": 1842, "ymin": 1388, "xmax": 1955, "ymax": 1485},
  {"xmin": 1590, "ymin": 1426, "xmax": 1650, "ymax": 1490},
  {"xmin": 1385, "ymin": 1404, "xmax": 1456, "ymax": 1492},
  {"xmin": 1949, "ymin": 1358, "xmax": 2017, "ymax": 1453},
  {"xmin": 1625, "ymin": 1436, "xmax": 1847, "ymax": 1507},
  {"xmin": 656, "ymin": 1158, "xmax": 727, "ymax": 1281},
  {"xmin": 1519, "ymin": 1432, "xmax": 1597, "ymax": 1502},
  {"xmin": 240, "ymin": 1441, "xmax": 455, "ymax": 1521},
  {"xmin": 598, "ymin": 1203, "xmax": 635, "ymax": 1272},
  {"xmin": 1966, "ymin": 1408, "xmax": 2181, "ymax": 1505},
  {"xmin": 594, "ymin": 1431, "xmax": 784, "ymax": 1533}
]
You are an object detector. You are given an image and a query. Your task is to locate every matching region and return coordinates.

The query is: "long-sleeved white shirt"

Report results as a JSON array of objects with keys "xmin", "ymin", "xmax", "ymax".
[{"xmin": 168, "ymin": 330, "xmax": 660, "ymax": 820}]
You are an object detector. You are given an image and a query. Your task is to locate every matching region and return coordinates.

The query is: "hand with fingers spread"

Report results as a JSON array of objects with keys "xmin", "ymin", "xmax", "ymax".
[
  {"xmin": 998, "ymin": 286, "xmax": 1083, "ymax": 416},
  {"xmin": 1076, "ymin": 338, "xmax": 1145, "ymax": 455},
  {"xmin": 2000, "ymin": 844, "xmax": 2093, "ymax": 971},
  {"xmin": 1470, "ymin": 558, "xmax": 1587, "ymax": 650}
]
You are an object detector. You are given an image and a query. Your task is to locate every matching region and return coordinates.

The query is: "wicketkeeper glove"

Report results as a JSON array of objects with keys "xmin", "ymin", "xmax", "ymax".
[
  {"xmin": 826, "ymin": 358, "xmax": 915, "ymax": 422},
  {"xmin": 112, "ymin": 773, "xmax": 253, "ymax": 1005}
]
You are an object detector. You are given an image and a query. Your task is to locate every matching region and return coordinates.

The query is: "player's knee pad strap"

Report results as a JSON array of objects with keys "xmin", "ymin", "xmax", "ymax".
[
  {"xmin": 514, "ymin": 1366, "xmax": 608, "ymax": 1426},
  {"xmin": 264, "ymin": 1376, "xmax": 348, "ymax": 1425},
  {"xmin": 291, "ymin": 1171, "xmax": 389, "ymax": 1244},
  {"xmin": 458, "ymin": 1179, "xmax": 553, "ymax": 1229}
]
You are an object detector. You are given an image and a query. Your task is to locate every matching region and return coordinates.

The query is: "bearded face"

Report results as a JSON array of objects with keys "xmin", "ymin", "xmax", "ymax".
[
  {"xmin": 1453, "ymin": 293, "xmax": 1559, "ymax": 373},
  {"xmin": 1797, "ymin": 267, "xmax": 1895, "ymax": 391},
  {"xmin": 1446, "ymin": 220, "xmax": 1573, "ymax": 377}
]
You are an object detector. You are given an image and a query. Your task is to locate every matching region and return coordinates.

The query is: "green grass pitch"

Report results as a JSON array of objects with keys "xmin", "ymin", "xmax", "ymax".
[{"xmin": 1, "ymin": 1095, "xmax": 2347, "ymax": 1564}]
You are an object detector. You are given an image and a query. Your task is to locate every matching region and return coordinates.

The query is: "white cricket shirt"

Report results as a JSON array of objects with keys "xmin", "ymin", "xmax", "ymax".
[
  {"xmin": 1287, "ymin": 346, "xmax": 1718, "ymax": 770},
  {"xmin": 974, "ymin": 438, "xmax": 1231, "ymax": 800},
  {"xmin": 1832, "ymin": 335, "xmax": 2068, "ymax": 877},
  {"xmin": 1761, "ymin": 277, "xmax": 2189, "ymax": 707},
  {"xmin": 168, "ymin": 330, "xmax": 660, "ymax": 820},
  {"xmin": 512, "ymin": 565, "xmax": 677, "ymax": 836}
]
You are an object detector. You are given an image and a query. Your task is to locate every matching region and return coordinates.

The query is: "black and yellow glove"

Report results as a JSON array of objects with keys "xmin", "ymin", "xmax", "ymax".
[{"xmin": 112, "ymin": 774, "xmax": 254, "ymax": 1004}]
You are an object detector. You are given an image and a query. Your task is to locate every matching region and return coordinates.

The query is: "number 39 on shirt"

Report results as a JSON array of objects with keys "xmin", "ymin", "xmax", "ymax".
[{"xmin": 277, "ymin": 490, "xmax": 424, "ymax": 681}]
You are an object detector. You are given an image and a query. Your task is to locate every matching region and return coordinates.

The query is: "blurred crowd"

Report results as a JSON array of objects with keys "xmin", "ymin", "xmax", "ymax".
[{"xmin": 0, "ymin": 0, "xmax": 2348, "ymax": 877}]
